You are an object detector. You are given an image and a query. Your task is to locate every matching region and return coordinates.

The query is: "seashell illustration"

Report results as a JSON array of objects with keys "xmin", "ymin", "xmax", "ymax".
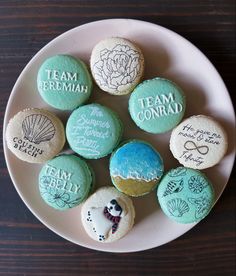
[
  {"xmin": 188, "ymin": 194, "xmax": 211, "ymax": 219},
  {"xmin": 169, "ymin": 167, "xmax": 187, "ymax": 178},
  {"xmin": 188, "ymin": 175, "xmax": 208, "ymax": 194},
  {"xmin": 163, "ymin": 179, "xmax": 184, "ymax": 197},
  {"xmin": 167, "ymin": 198, "xmax": 189, "ymax": 217},
  {"xmin": 22, "ymin": 114, "xmax": 55, "ymax": 144}
]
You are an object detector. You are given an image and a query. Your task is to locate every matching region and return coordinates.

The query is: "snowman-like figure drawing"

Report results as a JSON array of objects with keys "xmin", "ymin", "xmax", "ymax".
[{"xmin": 87, "ymin": 198, "xmax": 125, "ymax": 241}]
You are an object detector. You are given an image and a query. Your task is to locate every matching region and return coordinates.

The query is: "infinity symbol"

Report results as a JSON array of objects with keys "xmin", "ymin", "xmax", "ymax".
[{"xmin": 184, "ymin": 141, "xmax": 209, "ymax": 155}]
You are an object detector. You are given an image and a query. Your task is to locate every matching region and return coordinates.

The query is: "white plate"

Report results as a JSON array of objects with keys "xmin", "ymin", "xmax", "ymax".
[{"xmin": 3, "ymin": 19, "xmax": 235, "ymax": 253}]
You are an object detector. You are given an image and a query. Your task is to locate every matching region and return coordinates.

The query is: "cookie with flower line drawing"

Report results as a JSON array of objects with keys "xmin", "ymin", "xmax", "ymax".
[
  {"xmin": 39, "ymin": 155, "xmax": 94, "ymax": 210},
  {"xmin": 90, "ymin": 37, "xmax": 144, "ymax": 95}
]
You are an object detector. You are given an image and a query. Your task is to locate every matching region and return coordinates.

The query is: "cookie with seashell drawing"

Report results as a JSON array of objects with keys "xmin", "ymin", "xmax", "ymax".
[
  {"xmin": 5, "ymin": 108, "xmax": 65, "ymax": 163},
  {"xmin": 157, "ymin": 167, "xmax": 215, "ymax": 224}
]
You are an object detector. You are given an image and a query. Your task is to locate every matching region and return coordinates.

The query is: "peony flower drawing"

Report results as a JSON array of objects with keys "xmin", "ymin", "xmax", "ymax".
[{"xmin": 93, "ymin": 44, "xmax": 142, "ymax": 92}]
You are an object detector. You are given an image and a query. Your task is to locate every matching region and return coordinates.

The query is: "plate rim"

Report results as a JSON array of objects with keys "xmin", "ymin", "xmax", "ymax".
[{"xmin": 3, "ymin": 18, "xmax": 236, "ymax": 253}]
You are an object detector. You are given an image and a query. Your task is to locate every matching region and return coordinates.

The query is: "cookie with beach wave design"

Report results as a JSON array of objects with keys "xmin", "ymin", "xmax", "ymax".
[{"xmin": 109, "ymin": 140, "xmax": 164, "ymax": 197}]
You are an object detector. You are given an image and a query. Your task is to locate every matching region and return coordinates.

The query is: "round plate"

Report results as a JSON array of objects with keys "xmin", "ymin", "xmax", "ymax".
[{"xmin": 3, "ymin": 19, "xmax": 235, "ymax": 253}]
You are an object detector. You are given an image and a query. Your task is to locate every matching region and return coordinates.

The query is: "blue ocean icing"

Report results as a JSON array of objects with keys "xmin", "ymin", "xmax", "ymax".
[{"xmin": 110, "ymin": 141, "xmax": 164, "ymax": 182}]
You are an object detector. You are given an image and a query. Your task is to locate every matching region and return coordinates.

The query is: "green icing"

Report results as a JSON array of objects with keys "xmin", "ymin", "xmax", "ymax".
[
  {"xmin": 39, "ymin": 155, "xmax": 93, "ymax": 210},
  {"xmin": 129, "ymin": 78, "xmax": 186, "ymax": 133},
  {"xmin": 157, "ymin": 167, "xmax": 214, "ymax": 223},
  {"xmin": 66, "ymin": 103, "xmax": 123, "ymax": 159},
  {"xmin": 37, "ymin": 55, "xmax": 92, "ymax": 110}
]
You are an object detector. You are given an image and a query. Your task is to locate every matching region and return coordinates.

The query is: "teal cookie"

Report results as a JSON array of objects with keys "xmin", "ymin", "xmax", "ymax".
[
  {"xmin": 129, "ymin": 78, "xmax": 186, "ymax": 133},
  {"xmin": 37, "ymin": 55, "xmax": 92, "ymax": 110},
  {"xmin": 66, "ymin": 103, "xmax": 123, "ymax": 159},
  {"xmin": 157, "ymin": 167, "xmax": 214, "ymax": 223},
  {"xmin": 39, "ymin": 155, "xmax": 94, "ymax": 210},
  {"xmin": 110, "ymin": 140, "xmax": 164, "ymax": 197}
]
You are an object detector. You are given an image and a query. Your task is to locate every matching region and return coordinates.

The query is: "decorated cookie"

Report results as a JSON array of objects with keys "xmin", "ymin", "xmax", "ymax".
[
  {"xmin": 109, "ymin": 140, "xmax": 164, "ymax": 197},
  {"xmin": 5, "ymin": 108, "xmax": 65, "ymax": 163},
  {"xmin": 81, "ymin": 186, "xmax": 135, "ymax": 243},
  {"xmin": 129, "ymin": 78, "xmax": 186, "ymax": 133},
  {"xmin": 66, "ymin": 103, "xmax": 123, "ymax": 159},
  {"xmin": 157, "ymin": 167, "xmax": 214, "ymax": 223},
  {"xmin": 39, "ymin": 155, "xmax": 94, "ymax": 210},
  {"xmin": 37, "ymin": 55, "xmax": 92, "ymax": 110},
  {"xmin": 90, "ymin": 37, "xmax": 144, "ymax": 95},
  {"xmin": 170, "ymin": 115, "xmax": 228, "ymax": 169}
]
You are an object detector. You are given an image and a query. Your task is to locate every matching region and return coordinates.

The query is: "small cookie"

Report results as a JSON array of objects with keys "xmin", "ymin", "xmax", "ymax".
[
  {"xmin": 81, "ymin": 186, "xmax": 135, "ymax": 243},
  {"xmin": 110, "ymin": 140, "xmax": 164, "ymax": 197},
  {"xmin": 66, "ymin": 103, "xmax": 123, "ymax": 159},
  {"xmin": 129, "ymin": 78, "xmax": 186, "ymax": 133},
  {"xmin": 37, "ymin": 55, "xmax": 92, "ymax": 110},
  {"xmin": 90, "ymin": 37, "xmax": 144, "ymax": 95},
  {"xmin": 170, "ymin": 115, "xmax": 228, "ymax": 169},
  {"xmin": 157, "ymin": 167, "xmax": 214, "ymax": 223},
  {"xmin": 5, "ymin": 108, "xmax": 65, "ymax": 163},
  {"xmin": 39, "ymin": 155, "xmax": 94, "ymax": 210}
]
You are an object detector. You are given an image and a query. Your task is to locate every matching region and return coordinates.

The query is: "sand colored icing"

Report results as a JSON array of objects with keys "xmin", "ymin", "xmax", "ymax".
[{"xmin": 112, "ymin": 176, "xmax": 158, "ymax": 197}]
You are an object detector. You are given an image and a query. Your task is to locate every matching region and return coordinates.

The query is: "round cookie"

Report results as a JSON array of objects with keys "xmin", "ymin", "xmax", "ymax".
[
  {"xmin": 5, "ymin": 108, "xmax": 65, "ymax": 163},
  {"xmin": 37, "ymin": 55, "xmax": 92, "ymax": 110},
  {"xmin": 109, "ymin": 140, "xmax": 164, "ymax": 197},
  {"xmin": 90, "ymin": 37, "xmax": 144, "ymax": 95},
  {"xmin": 66, "ymin": 103, "xmax": 123, "ymax": 159},
  {"xmin": 170, "ymin": 115, "xmax": 228, "ymax": 170},
  {"xmin": 129, "ymin": 78, "xmax": 186, "ymax": 133},
  {"xmin": 157, "ymin": 167, "xmax": 214, "ymax": 223},
  {"xmin": 39, "ymin": 155, "xmax": 94, "ymax": 210},
  {"xmin": 81, "ymin": 186, "xmax": 135, "ymax": 243}
]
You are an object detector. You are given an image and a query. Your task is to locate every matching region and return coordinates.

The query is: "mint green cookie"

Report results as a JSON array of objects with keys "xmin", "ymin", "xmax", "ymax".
[
  {"xmin": 39, "ymin": 155, "xmax": 94, "ymax": 210},
  {"xmin": 157, "ymin": 167, "xmax": 214, "ymax": 223},
  {"xmin": 66, "ymin": 103, "xmax": 123, "ymax": 159},
  {"xmin": 37, "ymin": 55, "xmax": 92, "ymax": 110},
  {"xmin": 129, "ymin": 78, "xmax": 186, "ymax": 133}
]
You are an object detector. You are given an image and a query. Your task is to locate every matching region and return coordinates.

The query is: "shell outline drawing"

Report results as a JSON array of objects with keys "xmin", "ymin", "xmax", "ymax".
[
  {"xmin": 22, "ymin": 114, "xmax": 56, "ymax": 144},
  {"xmin": 167, "ymin": 198, "xmax": 190, "ymax": 217}
]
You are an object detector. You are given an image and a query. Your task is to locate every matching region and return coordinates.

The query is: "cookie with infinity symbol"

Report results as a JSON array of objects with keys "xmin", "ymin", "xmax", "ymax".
[{"xmin": 169, "ymin": 115, "xmax": 228, "ymax": 170}]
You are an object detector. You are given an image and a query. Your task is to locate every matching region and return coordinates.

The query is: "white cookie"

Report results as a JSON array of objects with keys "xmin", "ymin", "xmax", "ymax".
[
  {"xmin": 81, "ymin": 186, "xmax": 135, "ymax": 243},
  {"xmin": 6, "ymin": 108, "xmax": 65, "ymax": 163},
  {"xmin": 170, "ymin": 115, "xmax": 228, "ymax": 169},
  {"xmin": 90, "ymin": 37, "xmax": 144, "ymax": 95}
]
